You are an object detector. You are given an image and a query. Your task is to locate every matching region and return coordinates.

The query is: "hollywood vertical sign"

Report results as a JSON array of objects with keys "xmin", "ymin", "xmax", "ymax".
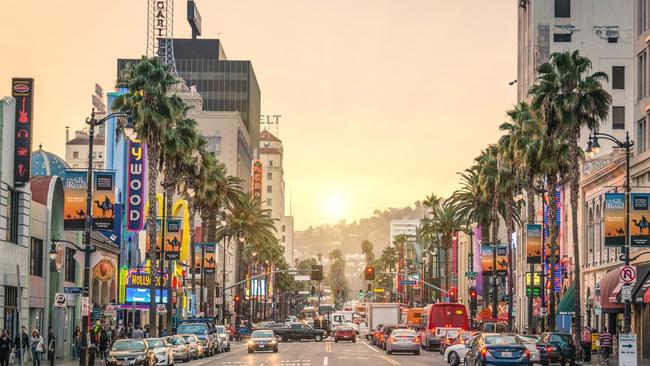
[{"xmin": 127, "ymin": 140, "xmax": 146, "ymax": 232}]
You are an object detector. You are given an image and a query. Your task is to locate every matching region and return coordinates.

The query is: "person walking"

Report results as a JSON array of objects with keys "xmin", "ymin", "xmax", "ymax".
[
  {"xmin": 132, "ymin": 326, "xmax": 143, "ymax": 340},
  {"xmin": 0, "ymin": 330, "xmax": 13, "ymax": 366},
  {"xmin": 599, "ymin": 327, "xmax": 613, "ymax": 362},
  {"xmin": 30, "ymin": 330, "xmax": 43, "ymax": 366},
  {"xmin": 14, "ymin": 327, "xmax": 29, "ymax": 364},
  {"xmin": 46, "ymin": 329, "xmax": 55, "ymax": 366},
  {"xmin": 98, "ymin": 327, "xmax": 109, "ymax": 360},
  {"xmin": 581, "ymin": 326, "xmax": 592, "ymax": 362},
  {"xmin": 72, "ymin": 327, "xmax": 80, "ymax": 360}
]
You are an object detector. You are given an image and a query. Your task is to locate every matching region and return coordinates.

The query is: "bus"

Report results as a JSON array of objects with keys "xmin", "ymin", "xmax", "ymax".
[
  {"xmin": 405, "ymin": 308, "xmax": 424, "ymax": 328},
  {"xmin": 419, "ymin": 303, "xmax": 468, "ymax": 350}
]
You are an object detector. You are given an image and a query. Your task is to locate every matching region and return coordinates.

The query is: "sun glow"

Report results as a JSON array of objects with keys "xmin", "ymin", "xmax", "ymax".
[{"xmin": 324, "ymin": 194, "xmax": 345, "ymax": 221}]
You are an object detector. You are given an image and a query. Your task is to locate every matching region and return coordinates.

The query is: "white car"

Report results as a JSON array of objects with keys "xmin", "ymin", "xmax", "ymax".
[
  {"xmin": 146, "ymin": 338, "xmax": 174, "ymax": 366},
  {"xmin": 215, "ymin": 325, "xmax": 230, "ymax": 352},
  {"xmin": 443, "ymin": 334, "xmax": 480, "ymax": 366}
]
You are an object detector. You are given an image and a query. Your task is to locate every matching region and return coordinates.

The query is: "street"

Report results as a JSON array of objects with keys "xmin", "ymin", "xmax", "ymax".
[{"xmin": 188, "ymin": 339, "xmax": 448, "ymax": 366}]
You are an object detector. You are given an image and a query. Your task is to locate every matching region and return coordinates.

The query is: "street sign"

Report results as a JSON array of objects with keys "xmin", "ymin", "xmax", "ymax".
[
  {"xmin": 64, "ymin": 287, "xmax": 83, "ymax": 294},
  {"xmin": 539, "ymin": 307, "xmax": 547, "ymax": 317},
  {"xmin": 54, "ymin": 293, "xmax": 66, "ymax": 309},
  {"xmin": 595, "ymin": 304, "xmax": 602, "ymax": 315},
  {"xmin": 156, "ymin": 304, "xmax": 167, "ymax": 314},
  {"xmin": 400, "ymin": 280, "xmax": 417, "ymax": 286},
  {"xmin": 81, "ymin": 297, "xmax": 90, "ymax": 316},
  {"xmin": 465, "ymin": 271, "xmax": 478, "ymax": 278},
  {"xmin": 618, "ymin": 333, "xmax": 637, "ymax": 366},
  {"xmin": 373, "ymin": 288, "xmax": 385, "ymax": 293},
  {"xmin": 294, "ymin": 275, "xmax": 310, "ymax": 282},
  {"xmin": 622, "ymin": 285, "xmax": 633, "ymax": 301},
  {"xmin": 620, "ymin": 265, "xmax": 637, "ymax": 284},
  {"xmin": 297, "ymin": 290, "xmax": 310, "ymax": 295}
]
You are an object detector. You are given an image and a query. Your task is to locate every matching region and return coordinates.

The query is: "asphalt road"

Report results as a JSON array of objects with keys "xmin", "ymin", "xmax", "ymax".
[{"xmin": 189, "ymin": 339, "xmax": 449, "ymax": 366}]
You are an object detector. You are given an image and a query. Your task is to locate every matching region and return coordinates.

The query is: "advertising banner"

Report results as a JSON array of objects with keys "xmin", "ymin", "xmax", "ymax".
[
  {"xmin": 251, "ymin": 160, "xmax": 263, "ymax": 200},
  {"xmin": 63, "ymin": 170, "xmax": 88, "ymax": 230},
  {"xmin": 481, "ymin": 245, "xmax": 508, "ymax": 276},
  {"xmin": 191, "ymin": 243, "xmax": 202, "ymax": 274},
  {"xmin": 12, "ymin": 78, "xmax": 34, "ymax": 186},
  {"xmin": 163, "ymin": 219, "xmax": 183, "ymax": 259},
  {"xmin": 204, "ymin": 243, "xmax": 216, "ymax": 274},
  {"xmin": 127, "ymin": 139, "xmax": 146, "ymax": 232},
  {"xmin": 631, "ymin": 193, "xmax": 650, "ymax": 246},
  {"xmin": 91, "ymin": 172, "xmax": 116, "ymax": 230},
  {"xmin": 604, "ymin": 193, "xmax": 626, "ymax": 246},
  {"xmin": 495, "ymin": 245, "xmax": 508, "ymax": 276},
  {"xmin": 526, "ymin": 224, "xmax": 542, "ymax": 264},
  {"xmin": 146, "ymin": 220, "xmax": 162, "ymax": 259}
]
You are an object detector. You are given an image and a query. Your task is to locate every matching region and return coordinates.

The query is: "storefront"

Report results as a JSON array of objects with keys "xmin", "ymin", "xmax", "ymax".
[
  {"xmin": 631, "ymin": 263, "xmax": 650, "ymax": 360},
  {"xmin": 598, "ymin": 269, "xmax": 624, "ymax": 333}
]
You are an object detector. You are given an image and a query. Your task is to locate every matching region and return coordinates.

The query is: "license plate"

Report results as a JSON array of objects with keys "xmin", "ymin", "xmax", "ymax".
[
  {"xmin": 502, "ymin": 351, "xmax": 512, "ymax": 357},
  {"xmin": 259, "ymin": 345, "xmax": 266, "ymax": 348}
]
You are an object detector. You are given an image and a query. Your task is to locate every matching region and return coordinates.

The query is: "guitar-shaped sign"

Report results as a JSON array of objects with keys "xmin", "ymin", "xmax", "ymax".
[{"xmin": 18, "ymin": 97, "xmax": 28, "ymax": 123}]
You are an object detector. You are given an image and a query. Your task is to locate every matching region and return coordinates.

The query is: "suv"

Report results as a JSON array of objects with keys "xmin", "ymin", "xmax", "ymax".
[
  {"xmin": 537, "ymin": 332, "xmax": 576, "ymax": 366},
  {"xmin": 214, "ymin": 325, "xmax": 230, "ymax": 352},
  {"xmin": 176, "ymin": 320, "xmax": 218, "ymax": 356}
]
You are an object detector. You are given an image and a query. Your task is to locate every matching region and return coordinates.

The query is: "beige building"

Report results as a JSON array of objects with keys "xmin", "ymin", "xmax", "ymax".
[{"xmin": 64, "ymin": 128, "xmax": 105, "ymax": 169}]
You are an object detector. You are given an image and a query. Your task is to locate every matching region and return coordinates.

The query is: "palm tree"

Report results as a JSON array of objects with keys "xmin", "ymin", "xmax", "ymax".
[
  {"xmin": 361, "ymin": 240, "xmax": 375, "ymax": 264},
  {"xmin": 114, "ymin": 57, "xmax": 186, "ymax": 336}
]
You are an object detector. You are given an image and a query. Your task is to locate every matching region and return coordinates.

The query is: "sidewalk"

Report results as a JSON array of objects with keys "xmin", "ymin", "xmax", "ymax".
[{"xmin": 582, "ymin": 355, "xmax": 650, "ymax": 366}]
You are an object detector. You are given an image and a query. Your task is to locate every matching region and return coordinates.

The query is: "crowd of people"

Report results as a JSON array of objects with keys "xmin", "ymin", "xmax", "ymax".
[{"xmin": 0, "ymin": 327, "xmax": 56, "ymax": 366}]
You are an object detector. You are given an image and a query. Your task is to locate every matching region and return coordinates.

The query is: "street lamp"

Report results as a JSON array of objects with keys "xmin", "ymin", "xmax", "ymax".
[{"xmin": 586, "ymin": 131, "xmax": 633, "ymax": 333}]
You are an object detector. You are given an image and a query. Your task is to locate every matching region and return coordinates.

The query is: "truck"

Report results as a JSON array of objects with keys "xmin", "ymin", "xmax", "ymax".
[
  {"xmin": 271, "ymin": 322, "xmax": 327, "ymax": 342},
  {"xmin": 366, "ymin": 303, "xmax": 400, "ymax": 338}
]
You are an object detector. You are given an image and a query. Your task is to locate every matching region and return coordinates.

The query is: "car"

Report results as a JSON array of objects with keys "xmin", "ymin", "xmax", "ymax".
[
  {"xmin": 385, "ymin": 328, "xmax": 420, "ymax": 355},
  {"xmin": 105, "ymin": 339, "xmax": 157, "ymax": 366},
  {"xmin": 215, "ymin": 325, "xmax": 230, "ymax": 352},
  {"xmin": 378, "ymin": 325, "xmax": 408, "ymax": 350},
  {"xmin": 272, "ymin": 323, "xmax": 326, "ymax": 342},
  {"xmin": 369, "ymin": 324, "xmax": 384, "ymax": 345},
  {"xmin": 429, "ymin": 327, "xmax": 462, "ymax": 351},
  {"xmin": 226, "ymin": 325, "xmax": 237, "ymax": 341},
  {"xmin": 440, "ymin": 330, "xmax": 461, "ymax": 354},
  {"xmin": 464, "ymin": 333, "xmax": 531, "ymax": 366},
  {"xmin": 248, "ymin": 329, "xmax": 279, "ymax": 353},
  {"xmin": 537, "ymin": 332, "xmax": 576, "ymax": 366},
  {"xmin": 481, "ymin": 322, "xmax": 508, "ymax": 333},
  {"xmin": 180, "ymin": 334, "xmax": 204, "ymax": 359},
  {"xmin": 165, "ymin": 335, "xmax": 191, "ymax": 362},
  {"xmin": 145, "ymin": 338, "xmax": 174, "ymax": 366},
  {"xmin": 334, "ymin": 327, "xmax": 356, "ymax": 343},
  {"xmin": 176, "ymin": 320, "xmax": 218, "ymax": 356},
  {"xmin": 516, "ymin": 335, "xmax": 543, "ymax": 365},
  {"xmin": 444, "ymin": 334, "xmax": 481, "ymax": 366}
]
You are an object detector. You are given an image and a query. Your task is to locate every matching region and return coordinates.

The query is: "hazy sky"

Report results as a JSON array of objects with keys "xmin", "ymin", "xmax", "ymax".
[{"xmin": 0, "ymin": 1, "xmax": 517, "ymax": 230}]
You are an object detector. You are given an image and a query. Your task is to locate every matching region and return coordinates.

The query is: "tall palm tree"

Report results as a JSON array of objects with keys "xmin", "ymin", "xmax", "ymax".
[
  {"xmin": 114, "ymin": 57, "xmax": 186, "ymax": 336},
  {"xmin": 361, "ymin": 240, "xmax": 375, "ymax": 264}
]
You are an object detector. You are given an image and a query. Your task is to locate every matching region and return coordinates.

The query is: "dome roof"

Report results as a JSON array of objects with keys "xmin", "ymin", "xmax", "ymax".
[{"xmin": 32, "ymin": 145, "xmax": 70, "ymax": 177}]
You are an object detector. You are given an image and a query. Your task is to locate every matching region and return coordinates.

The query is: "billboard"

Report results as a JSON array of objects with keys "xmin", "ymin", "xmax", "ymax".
[
  {"xmin": 125, "ymin": 286, "xmax": 168, "ymax": 304},
  {"xmin": 481, "ymin": 245, "xmax": 508, "ymax": 276},
  {"xmin": 203, "ymin": 243, "xmax": 216, "ymax": 274},
  {"xmin": 91, "ymin": 172, "xmax": 116, "ymax": 230},
  {"xmin": 127, "ymin": 139, "xmax": 146, "ymax": 232},
  {"xmin": 12, "ymin": 78, "xmax": 34, "ymax": 186},
  {"xmin": 146, "ymin": 220, "xmax": 163, "ymax": 258},
  {"xmin": 63, "ymin": 171, "xmax": 88, "ymax": 230},
  {"xmin": 631, "ymin": 193, "xmax": 650, "ymax": 246},
  {"xmin": 526, "ymin": 223, "xmax": 542, "ymax": 264},
  {"xmin": 604, "ymin": 193, "xmax": 625, "ymax": 246},
  {"xmin": 162, "ymin": 219, "xmax": 183, "ymax": 259}
]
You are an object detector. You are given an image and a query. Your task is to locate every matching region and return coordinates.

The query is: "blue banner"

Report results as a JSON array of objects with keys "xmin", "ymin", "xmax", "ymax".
[{"xmin": 127, "ymin": 139, "xmax": 146, "ymax": 232}]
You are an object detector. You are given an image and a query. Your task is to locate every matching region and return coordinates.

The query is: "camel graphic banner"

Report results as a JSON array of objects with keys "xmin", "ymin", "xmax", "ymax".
[
  {"xmin": 604, "ymin": 193, "xmax": 625, "ymax": 246},
  {"xmin": 91, "ymin": 172, "xmax": 116, "ymax": 231},
  {"xmin": 631, "ymin": 193, "xmax": 650, "ymax": 246},
  {"xmin": 204, "ymin": 243, "xmax": 216, "ymax": 274},
  {"xmin": 526, "ymin": 224, "xmax": 542, "ymax": 264},
  {"xmin": 63, "ymin": 170, "xmax": 88, "ymax": 230},
  {"xmin": 163, "ymin": 219, "xmax": 183, "ymax": 259},
  {"xmin": 481, "ymin": 244, "xmax": 508, "ymax": 276}
]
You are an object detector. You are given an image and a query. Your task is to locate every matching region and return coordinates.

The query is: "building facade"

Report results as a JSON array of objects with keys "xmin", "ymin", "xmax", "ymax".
[{"xmin": 64, "ymin": 128, "xmax": 105, "ymax": 170}]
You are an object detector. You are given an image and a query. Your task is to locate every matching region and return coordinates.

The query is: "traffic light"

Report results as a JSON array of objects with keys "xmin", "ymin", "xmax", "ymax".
[
  {"xmin": 364, "ymin": 266, "xmax": 375, "ymax": 280},
  {"xmin": 311, "ymin": 265, "xmax": 323, "ymax": 281},
  {"xmin": 234, "ymin": 294, "xmax": 241, "ymax": 302},
  {"xmin": 469, "ymin": 287, "xmax": 478, "ymax": 307},
  {"xmin": 358, "ymin": 289, "xmax": 363, "ymax": 299},
  {"xmin": 449, "ymin": 287, "xmax": 457, "ymax": 303}
]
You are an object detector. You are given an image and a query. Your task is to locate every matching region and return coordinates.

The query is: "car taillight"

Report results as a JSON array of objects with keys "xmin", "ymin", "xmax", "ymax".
[
  {"xmin": 523, "ymin": 349, "xmax": 531, "ymax": 359},
  {"xmin": 480, "ymin": 347, "xmax": 489, "ymax": 359},
  {"xmin": 460, "ymin": 339, "xmax": 465, "ymax": 344},
  {"xmin": 546, "ymin": 346, "xmax": 552, "ymax": 353}
]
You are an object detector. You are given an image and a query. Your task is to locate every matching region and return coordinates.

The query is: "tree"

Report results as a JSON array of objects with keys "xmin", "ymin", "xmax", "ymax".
[
  {"xmin": 114, "ymin": 57, "xmax": 187, "ymax": 336},
  {"xmin": 327, "ymin": 249, "xmax": 350, "ymax": 303},
  {"xmin": 361, "ymin": 240, "xmax": 375, "ymax": 264}
]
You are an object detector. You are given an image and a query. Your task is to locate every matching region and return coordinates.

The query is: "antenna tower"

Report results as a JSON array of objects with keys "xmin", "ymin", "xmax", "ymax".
[{"xmin": 147, "ymin": 0, "xmax": 178, "ymax": 75}]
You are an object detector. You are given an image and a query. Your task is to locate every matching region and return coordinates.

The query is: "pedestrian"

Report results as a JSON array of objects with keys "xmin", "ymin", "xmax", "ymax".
[
  {"xmin": 98, "ymin": 327, "xmax": 108, "ymax": 360},
  {"xmin": 581, "ymin": 326, "xmax": 592, "ymax": 362},
  {"xmin": 30, "ymin": 330, "xmax": 43, "ymax": 366},
  {"xmin": 72, "ymin": 327, "xmax": 80, "ymax": 360},
  {"xmin": 143, "ymin": 325, "xmax": 149, "ymax": 339},
  {"xmin": 14, "ymin": 327, "xmax": 29, "ymax": 364},
  {"xmin": 0, "ymin": 330, "xmax": 13, "ymax": 366},
  {"xmin": 599, "ymin": 327, "xmax": 612, "ymax": 362},
  {"xmin": 46, "ymin": 328, "xmax": 55, "ymax": 366},
  {"xmin": 161, "ymin": 328, "xmax": 167, "ymax": 337},
  {"xmin": 133, "ymin": 326, "xmax": 143, "ymax": 340}
]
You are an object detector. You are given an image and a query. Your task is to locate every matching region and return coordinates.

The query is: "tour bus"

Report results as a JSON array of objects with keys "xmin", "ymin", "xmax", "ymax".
[{"xmin": 419, "ymin": 303, "xmax": 468, "ymax": 350}]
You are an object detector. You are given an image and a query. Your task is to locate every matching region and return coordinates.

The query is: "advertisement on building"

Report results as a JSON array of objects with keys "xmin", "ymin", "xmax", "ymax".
[
  {"xmin": 127, "ymin": 139, "xmax": 146, "ymax": 232},
  {"xmin": 251, "ymin": 160, "xmax": 263, "ymax": 199},
  {"xmin": 191, "ymin": 243, "xmax": 202, "ymax": 274},
  {"xmin": 91, "ymin": 172, "xmax": 116, "ymax": 230},
  {"xmin": 63, "ymin": 170, "xmax": 88, "ymax": 230},
  {"xmin": 604, "ymin": 193, "xmax": 625, "ymax": 246},
  {"xmin": 12, "ymin": 78, "xmax": 34, "ymax": 186},
  {"xmin": 163, "ymin": 219, "xmax": 183, "ymax": 259},
  {"xmin": 630, "ymin": 193, "xmax": 650, "ymax": 246},
  {"xmin": 526, "ymin": 223, "xmax": 542, "ymax": 264}
]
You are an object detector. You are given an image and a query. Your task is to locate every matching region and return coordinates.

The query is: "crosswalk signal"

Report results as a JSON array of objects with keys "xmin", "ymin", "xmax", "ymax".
[
  {"xmin": 449, "ymin": 287, "xmax": 457, "ymax": 303},
  {"xmin": 364, "ymin": 266, "xmax": 375, "ymax": 280}
]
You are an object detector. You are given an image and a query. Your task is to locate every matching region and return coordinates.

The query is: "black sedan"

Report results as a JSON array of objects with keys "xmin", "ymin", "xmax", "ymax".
[
  {"xmin": 247, "ymin": 329, "xmax": 279, "ymax": 353},
  {"xmin": 105, "ymin": 339, "xmax": 157, "ymax": 366},
  {"xmin": 537, "ymin": 332, "xmax": 576, "ymax": 366}
]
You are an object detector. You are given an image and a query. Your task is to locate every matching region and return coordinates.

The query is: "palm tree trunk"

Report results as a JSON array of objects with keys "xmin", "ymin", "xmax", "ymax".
[
  {"xmin": 548, "ymin": 172, "xmax": 559, "ymax": 331},
  {"xmin": 147, "ymin": 144, "xmax": 159, "ymax": 337},
  {"xmin": 505, "ymin": 194, "xmax": 515, "ymax": 331},
  {"xmin": 491, "ymin": 201, "xmax": 499, "ymax": 320},
  {"xmin": 526, "ymin": 176, "xmax": 536, "ymax": 334},
  {"xmin": 188, "ymin": 197, "xmax": 197, "ymax": 314},
  {"xmin": 569, "ymin": 136, "xmax": 583, "ymax": 342}
]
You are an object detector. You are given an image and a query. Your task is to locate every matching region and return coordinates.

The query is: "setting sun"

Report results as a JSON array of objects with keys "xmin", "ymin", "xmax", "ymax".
[{"xmin": 324, "ymin": 194, "xmax": 345, "ymax": 221}]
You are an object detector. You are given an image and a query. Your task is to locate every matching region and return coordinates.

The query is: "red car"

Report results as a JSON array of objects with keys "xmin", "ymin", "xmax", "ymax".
[{"xmin": 334, "ymin": 327, "xmax": 356, "ymax": 343}]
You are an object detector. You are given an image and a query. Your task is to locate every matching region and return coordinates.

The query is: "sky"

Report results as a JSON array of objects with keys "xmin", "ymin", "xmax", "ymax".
[{"xmin": 0, "ymin": 1, "xmax": 517, "ymax": 230}]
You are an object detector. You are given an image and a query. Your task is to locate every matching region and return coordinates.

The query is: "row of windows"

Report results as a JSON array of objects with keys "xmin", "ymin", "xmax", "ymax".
[
  {"xmin": 553, "ymin": 32, "xmax": 618, "ymax": 44},
  {"xmin": 71, "ymin": 151, "xmax": 103, "ymax": 159}
]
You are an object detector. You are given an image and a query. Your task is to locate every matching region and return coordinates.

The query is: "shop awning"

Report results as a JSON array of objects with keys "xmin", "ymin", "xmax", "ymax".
[
  {"xmin": 557, "ymin": 282, "xmax": 576, "ymax": 315},
  {"xmin": 600, "ymin": 269, "xmax": 625, "ymax": 313},
  {"xmin": 645, "ymin": 287, "xmax": 650, "ymax": 303},
  {"xmin": 632, "ymin": 264, "xmax": 650, "ymax": 303}
]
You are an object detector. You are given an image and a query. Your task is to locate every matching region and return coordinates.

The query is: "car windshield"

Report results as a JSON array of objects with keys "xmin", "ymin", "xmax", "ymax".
[
  {"xmin": 177, "ymin": 324, "xmax": 207, "ymax": 335},
  {"xmin": 181, "ymin": 335, "xmax": 195, "ymax": 342},
  {"xmin": 337, "ymin": 328, "xmax": 353, "ymax": 332},
  {"xmin": 485, "ymin": 335, "xmax": 520, "ymax": 345},
  {"xmin": 517, "ymin": 335, "xmax": 539, "ymax": 344},
  {"xmin": 112, "ymin": 340, "xmax": 145, "ymax": 352},
  {"xmin": 461, "ymin": 333, "xmax": 474, "ymax": 340},
  {"xmin": 252, "ymin": 330, "xmax": 274, "ymax": 338},
  {"xmin": 550, "ymin": 334, "xmax": 573, "ymax": 345},
  {"xmin": 392, "ymin": 329, "xmax": 416, "ymax": 336},
  {"xmin": 147, "ymin": 339, "xmax": 166, "ymax": 348},
  {"xmin": 166, "ymin": 337, "xmax": 185, "ymax": 345}
]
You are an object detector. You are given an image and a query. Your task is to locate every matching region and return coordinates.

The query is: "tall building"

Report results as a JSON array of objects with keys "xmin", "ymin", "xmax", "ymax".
[{"xmin": 64, "ymin": 127, "xmax": 105, "ymax": 169}]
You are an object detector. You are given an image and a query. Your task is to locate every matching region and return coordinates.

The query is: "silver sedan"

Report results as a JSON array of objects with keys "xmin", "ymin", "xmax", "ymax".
[{"xmin": 385, "ymin": 329, "xmax": 421, "ymax": 355}]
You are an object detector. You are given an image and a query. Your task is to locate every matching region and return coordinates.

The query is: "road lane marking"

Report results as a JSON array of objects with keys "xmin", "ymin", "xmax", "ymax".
[
  {"xmin": 323, "ymin": 357, "xmax": 328, "ymax": 366},
  {"xmin": 381, "ymin": 356, "xmax": 400, "ymax": 366},
  {"xmin": 363, "ymin": 342, "xmax": 379, "ymax": 353}
]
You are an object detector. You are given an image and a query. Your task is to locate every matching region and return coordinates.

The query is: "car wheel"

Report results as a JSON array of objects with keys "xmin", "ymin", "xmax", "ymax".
[
  {"xmin": 335, "ymin": 339, "xmax": 338, "ymax": 343},
  {"xmin": 248, "ymin": 349, "xmax": 253, "ymax": 354},
  {"xmin": 386, "ymin": 350, "xmax": 392, "ymax": 355},
  {"xmin": 352, "ymin": 339, "xmax": 356, "ymax": 343},
  {"xmin": 449, "ymin": 352, "xmax": 459, "ymax": 366},
  {"xmin": 414, "ymin": 350, "xmax": 420, "ymax": 356},
  {"xmin": 273, "ymin": 348, "xmax": 278, "ymax": 353},
  {"xmin": 314, "ymin": 335, "xmax": 323, "ymax": 342}
]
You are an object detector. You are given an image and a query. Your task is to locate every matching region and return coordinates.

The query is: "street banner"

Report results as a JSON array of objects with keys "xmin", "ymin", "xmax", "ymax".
[
  {"xmin": 204, "ymin": 243, "xmax": 216, "ymax": 274},
  {"xmin": 126, "ymin": 139, "xmax": 146, "ymax": 232},
  {"xmin": 481, "ymin": 245, "xmax": 508, "ymax": 276},
  {"xmin": 12, "ymin": 78, "xmax": 34, "ymax": 186},
  {"xmin": 145, "ymin": 220, "xmax": 162, "ymax": 259},
  {"xmin": 526, "ymin": 223, "xmax": 542, "ymax": 264},
  {"xmin": 91, "ymin": 171, "xmax": 116, "ymax": 230},
  {"xmin": 543, "ymin": 186, "xmax": 562, "ymax": 259},
  {"xmin": 163, "ymin": 219, "xmax": 183, "ymax": 259},
  {"xmin": 191, "ymin": 243, "xmax": 202, "ymax": 274},
  {"xmin": 481, "ymin": 246, "xmax": 492, "ymax": 275},
  {"xmin": 631, "ymin": 193, "xmax": 650, "ymax": 246},
  {"xmin": 63, "ymin": 170, "xmax": 88, "ymax": 230},
  {"xmin": 495, "ymin": 244, "xmax": 508, "ymax": 276},
  {"xmin": 604, "ymin": 193, "xmax": 626, "ymax": 246},
  {"xmin": 251, "ymin": 160, "xmax": 263, "ymax": 200}
]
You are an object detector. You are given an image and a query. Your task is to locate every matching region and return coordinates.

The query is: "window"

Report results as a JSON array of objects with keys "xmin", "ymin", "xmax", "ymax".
[
  {"xmin": 269, "ymin": 160, "xmax": 274, "ymax": 167},
  {"xmin": 555, "ymin": 0, "xmax": 570, "ymax": 17},
  {"xmin": 553, "ymin": 33, "xmax": 572, "ymax": 42},
  {"xmin": 637, "ymin": 117, "xmax": 647, "ymax": 154},
  {"xmin": 608, "ymin": 37, "xmax": 618, "ymax": 43},
  {"xmin": 72, "ymin": 151, "xmax": 79, "ymax": 159},
  {"xmin": 639, "ymin": 0, "xmax": 648, "ymax": 35},
  {"xmin": 639, "ymin": 51, "xmax": 648, "ymax": 101},
  {"xmin": 612, "ymin": 107, "xmax": 625, "ymax": 129},
  {"xmin": 267, "ymin": 185, "xmax": 272, "ymax": 193},
  {"xmin": 612, "ymin": 67, "xmax": 625, "ymax": 89},
  {"xmin": 282, "ymin": 225, "xmax": 286, "ymax": 232},
  {"xmin": 30, "ymin": 238, "xmax": 43, "ymax": 277},
  {"xmin": 282, "ymin": 235, "xmax": 286, "ymax": 243},
  {"xmin": 6, "ymin": 189, "xmax": 19, "ymax": 244},
  {"xmin": 266, "ymin": 198, "xmax": 272, "ymax": 207},
  {"xmin": 65, "ymin": 248, "xmax": 76, "ymax": 282},
  {"xmin": 267, "ymin": 172, "xmax": 272, "ymax": 181},
  {"xmin": 207, "ymin": 136, "xmax": 221, "ymax": 155}
]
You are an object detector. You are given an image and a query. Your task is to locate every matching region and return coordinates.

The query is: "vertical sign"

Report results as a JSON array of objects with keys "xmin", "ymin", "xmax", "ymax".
[
  {"xmin": 496, "ymin": 244, "xmax": 508, "ymax": 276},
  {"xmin": 146, "ymin": 220, "xmax": 162, "ymax": 259},
  {"xmin": 618, "ymin": 333, "xmax": 637, "ymax": 366},
  {"xmin": 63, "ymin": 171, "xmax": 88, "ymax": 230},
  {"xmin": 543, "ymin": 187, "xmax": 562, "ymax": 259},
  {"xmin": 192, "ymin": 243, "xmax": 202, "ymax": 274},
  {"xmin": 631, "ymin": 193, "xmax": 650, "ymax": 246},
  {"xmin": 203, "ymin": 243, "xmax": 216, "ymax": 274},
  {"xmin": 12, "ymin": 78, "xmax": 34, "ymax": 186},
  {"xmin": 526, "ymin": 224, "xmax": 542, "ymax": 264},
  {"xmin": 92, "ymin": 172, "xmax": 116, "ymax": 230},
  {"xmin": 127, "ymin": 140, "xmax": 146, "ymax": 232},
  {"xmin": 604, "ymin": 193, "xmax": 626, "ymax": 246},
  {"xmin": 481, "ymin": 245, "xmax": 493, "ymax": 275},
  {"xmin": 163, "ymin": 219, "xmax": 182, "ymax": 259},
  {"xmin": 251, "ymin": 160, "xmax": 263, "ymax": 200}
]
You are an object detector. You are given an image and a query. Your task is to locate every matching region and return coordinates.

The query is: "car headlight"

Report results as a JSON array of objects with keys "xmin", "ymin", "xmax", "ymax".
[
  {"xmin": 269, "ymin": 340, "xmax": 277, "ymax": 345},
  {"xmin": 248, "ymin": 340, "xmax": 255, "ymax": 345},
  {"xmin": 136, "ymin": 355, "xmax": 147, "ymax": 361}
]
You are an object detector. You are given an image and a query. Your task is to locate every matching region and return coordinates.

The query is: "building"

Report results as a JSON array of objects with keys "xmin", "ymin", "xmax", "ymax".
[
  {"xmin": 64, "ymin": 127, "xmax": 105, "ymax": 169},
  {"xmin": 390, "ymin": 220, "xmax": 419, "ymax": 246},
  {"xmin": 281, "ymin": 216, "xmax": 295, "ymax": 266}
]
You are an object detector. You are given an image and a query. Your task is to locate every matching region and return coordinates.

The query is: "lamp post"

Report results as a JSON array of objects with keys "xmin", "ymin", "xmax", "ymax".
[{"xmin": 586, "ymin": 131, "xmax": 633, "ymax": 333}]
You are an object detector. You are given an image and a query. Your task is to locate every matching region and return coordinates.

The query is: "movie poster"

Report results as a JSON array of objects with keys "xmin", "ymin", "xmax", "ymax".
[
  {"xmin": 631, "ymin": 193, "xmax": 650, "ymax": 247},
  {"xmin": 604, "ymin": 193, "xmax": 625, "ymax": 246},
  {"xmin": 526, "ymin": 224, "xmax": 542, "ymax": 264},
  {"xmin": 204, "ymin": 243, "xmax": 216, "ymax": 274},
  {"xmin": 163, "ymin": 219, "xmax": 183, "ymax": 259},
  {"xmin": 63, "ymin": 171, "xmax": 87, "ymax": 230},
  {"xmin": 146, "ymin": 220, "xmax": 163, "ymax": 259},
  {"xmin": 91, "ymin": 172, "xmax": 115, "ymax": 230}
]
